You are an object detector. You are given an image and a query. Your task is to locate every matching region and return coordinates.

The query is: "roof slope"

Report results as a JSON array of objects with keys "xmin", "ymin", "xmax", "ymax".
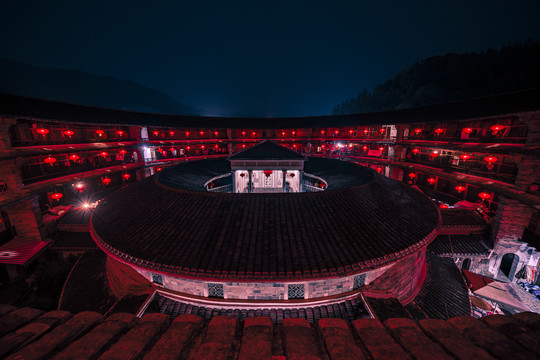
[
  {"xmin": 0, "ymin": 304, "xmax": 538, "ymax": 359},
  {"xmin": 91, "ymin": 158, "xmax": 440, "ymax": 280},
  {"xmin": 229, "ymin": 140, "xmax": 306, "ymax": 160}
]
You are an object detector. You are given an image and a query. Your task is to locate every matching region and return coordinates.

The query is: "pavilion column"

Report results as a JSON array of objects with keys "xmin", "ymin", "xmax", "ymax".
[
  {"xmin": 282, "ymin": 170, "xmax": 286, "ymax": 192},
  {"xmin": 299, "ymin": 171, "xmax": 303, "ymax": 192},
  {"xmin": 248, "ymin": 170, "xmax": 253, "ymax": 193},
  {"xmin": 232, "ymin": 171, "xmax": 236, "ymax": 193}
]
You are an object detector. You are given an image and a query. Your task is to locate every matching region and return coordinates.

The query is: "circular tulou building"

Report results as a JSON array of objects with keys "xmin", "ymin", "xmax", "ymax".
[{"xmin": 90, "ymin": 140, "xmax": 441, "ymax": 310}]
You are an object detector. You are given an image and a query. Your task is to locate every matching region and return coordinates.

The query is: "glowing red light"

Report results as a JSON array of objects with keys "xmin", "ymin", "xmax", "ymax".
[
  {"xmin": 484, "ymin": 156, "xmax": 498, "ymax": 164},
  {"xmin": 252, "ymin": 132, "xmax": 256, "ymax": 136},
  {"xmin": 320, "ymin": 130, "xmax": 325, "ymax": 135},
  {"xmin": 116, "ymin": 130, "xmax": 124, "ymax": 136},
  {"xmin": 293, "ymin": 144, "xmax": 297, "ymax": 148},
  {"xmin": 363, "ymin": 129, "xmax": 369, "ymax": 134},
  {"xmin": 119, "ymin": 149, "xmax": 127, "ymax": 155},
  {"xmin": 122, "ymin": 173, "xmax": 131, "ymax": 180},
  {"xmin": 201, "ymin": 145, "xmax": 205, "ymax": 149},
  {"xmin": 102, "ymin": 177, "xmax": 111, "ymax": 185},
  {"xmin": 69, "ymin": 154, "xmax": 79, "ymax": 161},
  {"xmin": 186, "ymin": 146, "xmax": 191, "ymax": 150},
  {"xmin": 376, "ymin": 167, "xmax": 383, "ymax": 173},
  {"xmin": 414, "ymin": 128, "xmax": 422, "ymax": 134},
  {"xmin": 214, "ymin": 131, "xmax": 219, "ymax": 136},
  {"xmin": 440, "ymin": 204, "xmax": 449, "ymax": 209},
  {"xmin": 36, "ymin": 128, "xmax": 49, "ymax": 136},
  {"xmin": 291, "ymin": 131, "xmax": 296, "ymax": 136},
  {"xmin": 379, "ymin": 128, "xmax": 385, "ymax": 134},
  {"xmin": 434, "ymin": 128, "xmax": 444, "ymax": 135},
  {"xmin": 462, "ymin": 127, "xmax": 473, "ymax": 134},
  {"xmin": 281, "ymin": 131, "xmax": 286, "ymax": 136},
  {"xmin": 431, "ymin": 151, "xmax": 439, "ymax": 157},
  {"xmin": 153, "ymin": 131, "xmax": 159, "ymax": 136},
  {"xmin": 334, "ymin": 130, "xmax": 339, "ymax": 135},
  {"xmin": 349, "ymin": 129, "xmax": 354, "ymax": 134},
  {"xmin": 490, "ymin": 124, "xmax": 504, "ymax": 132},
  {"xmin": 75, "ymin": 183, "xmax": 85, "ymax": 192},
  {"xmin": 214, "ymin": 144, "xmax": 219, "ymax": 148},
  {"xmin": 169, "ymin": 131, "xmax": 175, "ymax": 136},
  {"xmin": 200, "ymin": 131, "xmax": 204, "ymax": 136},
  {"xmin": 242, "ymin": 131, "xmax": 246, "ymax": 136},
  {"xmin": 44, "ymin": 156, "xmax": 56, "ymax": 165},
  {"xmin": 412, "ymin": 148, "xmax": 420, "ymax": 154},
  {"xmin": 156, "ymin": 167, "xmax": 162, "ymax": 172},
  {"xmin": 170, "ymin": 147, "xmax": 175, "ymax": 152},
  {"xmin": 51, "ymin": 193, "xmax": 63, "ymax": 200},
  {"xmin": 408, "ymin": 173, "xmax": 416, "ymax": 178},
  {"xmin": 96, "ymin": 130, "xmax": 105, "ymax": 136},
  {"xmin": 478, "ymin": 192, "xmax": 491, "ymax": 200},
  {"xmin": 100, "ymin": 151, "xmax": 108, "ymax": 157},
  {"xmin": 378, "ymin": 146, "xmax": 384, "ymax": 151},
  {"xmin": 185, "ymin": 131, "xmax": 190, "ymax": 136},
  {"xmin": 427, "ymin": 178, "xmax": 436, "ymax": 184},
  {"xmin": 460, "ymin": 154, "xmax": 471, "ymax": 160},
  {"xmin": 455, "ymin": 185, "xmax": 466, "ymax": 192},
  {"xmin": 64, "ymin": 130, "xmax": 74, "ymax": 136},
  {"xmin": 362, "ymin": 145, "xmax": 368, "ymax": 151},
  {"xmin": 242, "ymin": 144, "xmax": 246, "ymax": 148}
]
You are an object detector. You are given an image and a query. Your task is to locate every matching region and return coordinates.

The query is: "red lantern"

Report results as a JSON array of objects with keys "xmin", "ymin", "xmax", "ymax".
[
  {"xmin": 36, "ymin": 128, "xmax": 49, "ymax": 136},
  {"xmin": 241, "ymin": 131, "xmax": 246, "ymax": 136},
  {"xmin": 100, "ymin": 151, "xmax": 108, "ymax": 158},
  {"xmin": 455, "ymin": 185, "xmax": 466, "ymax": 193},
  {"xmin": 462, "ymin": 127, "xmax": 473, "ymax": 134},
  {"xmin": 186, "ymin": 146, "xmax": 191, "ymax": 150},
  {"xmin": 379, "ymin": 128, "xmax": 385, "ymax": 134},
  {"xmin": 242, "ymin": 144, "xmax": 246, "ymax": 148},
  {"xmin": 431, "ymin": 151, "xmax": 439, "ymax": 157},
  {"xmin": 348, "ymin": 129, "xmax": 354, "ymax": 134},
  {"xmin": 460, "ymin": 154, "xmax": 471, "ymax": 161},
  {"xmin": 362, "ymin": 145, "xmax": 368, "ymax": 151},
  {"xmin": 478, "ymin": 192, "xmax": 491, "ymax": 200},
  {"xmin": 440, "ymin": 204, "xmax": 449, "ymax": 209},
  {"xmin": 408, "ymin": 173, "xmax": 416, "ymax": 178},
  {"xmin": 152, "ymin": 131, "xmax": 159, "ymax": 136},
  {"xmin": 185, "ymin": 131, "xmax": 190, "ymax": 137},
  {"xmin": 214, "ymin": 144, "xmax": 219, "ymax": 148},
  {"xmin": 69, "ymin": 154, "xmax": 79, "ymax": 161},
  {"xmin": 240, "ymin": 173, "xmax": 245, "ymax": 178},
  {"xmin": 378, "ymin": 146, "xmax": 384, "ymax": 151},
  {"xmin": 156, "ymin": 167, "xmax": 162, "ymax": 172},
  {"xmin": 170, "ymin": 147, "xmax": 175, "ymax": 152},
  {"xmin": 51, "ymin": 193, "xmax": 63, "ymax": 201},
  {"xmin": 334, "ymin": 130, "xmax": 339, "ymax": 135},
  {"xmin": 281, "ymin": 131, "xmax": 286, "ymax": 136},
  {"xmin": 434, "ymin": 128, "xmax": 444, "ymax": 135},
  {"xmin": 289, "ymin": 173, "xmax": 295, "ymax": 177},
  {"xmin": 96, "ymin": 130, "xmax": 105, "ymax": 136},
  {"xmin": 116, "ymin": 130, "xmax": 124, "ymax": 136},
  {"xmin": 376, "ymin": 167, "xmax": 383, "ymax": 173},
  {"xmin": 102, "ymin": 177, "xmax": 111, "ymax": 185},
  {"xmin": 122, "ymin": 173, "xmax": 131, "ymax": 180},
  {"xmin": 263, "ymin": 170, "xmax": 273, "ymax": 177},
  {"xmin": 64, "ymin": 130, "xmax": 74, "ymax": 136},
  {"xmin": 169, "ymin": 131, "xmax": 175, "ymax": 136},
  {"xmin": 44, "ymin": 156, "xmax": 56, "ymax": 165},
  {"xmin": 252, "ymin": 131, "xmax": 256, "ymax": 136},
  {"xmin": 320, "ymin": 130, "xmax": 325, "ymax": 135},
  {"xmin": 201, "ymin": 145, "xmax": 205, "ymax": 149},
  {"xmin": 490, "ymin": 124, "xmax": 504, "ymax": 132},
  {"xmin": 320, "ymin": 182, "xmax": 326, "ymax": 189},
  {"xmin": 412, "ymin": 148, "xmax": 420, "ymax": 154},
  {"xmin": 119, "ymin": 149, "xmax": 127, "ymax": 155},
  {"xmin": 427, "ymin": 177, "xmax": 436, "ymax": 184},
  {"xmin": 414, "ymin": 128, "xmax": 422, "ymax": 134},
  {"xmin": 484, "ymin": 156, "xmax": 498, "ymax": 164},
  {"xmin": 293, "ymin": 144, "xmax": 297, "ymax": 148},
  {"xmin": 200, "ymin": 131, "xmax": 205, "ymax": 136},
  {"xmin": 292, "ymin": 131, "xmax": 296, "ymax": 136},
  {"xmin": 75, "ymin": 183, "xmax": 85, "ymax": 192}
]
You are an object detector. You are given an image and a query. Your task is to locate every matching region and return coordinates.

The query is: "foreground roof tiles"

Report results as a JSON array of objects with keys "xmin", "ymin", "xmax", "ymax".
[
  {"xmin": 0, "ymin": 304, "xmax": 539, "ymax": 359},
  {"xmin": 91, "ymin": 158, "xmax": 440, "ymax": 280}
]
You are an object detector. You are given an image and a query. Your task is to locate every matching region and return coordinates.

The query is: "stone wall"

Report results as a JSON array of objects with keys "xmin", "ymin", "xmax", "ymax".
[{"xmin": 130, "ymin": 261, "xmax": 398, "ymax": 300}]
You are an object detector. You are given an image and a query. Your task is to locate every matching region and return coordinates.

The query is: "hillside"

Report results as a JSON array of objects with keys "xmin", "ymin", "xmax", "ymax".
[
  {"xmin": 0, "ymin": 59, "xmax": 197, "ymax": 115},
  {"xmin": 333, "ymin": 41, "xmax": 540, "ymax": 114}
]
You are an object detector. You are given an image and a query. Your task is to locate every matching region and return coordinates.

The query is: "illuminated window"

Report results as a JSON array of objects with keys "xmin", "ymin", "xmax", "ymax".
[
  {"xmin": 353, "ymin": 274, "xmax": 366, "ymax": 289},
  {"xmin": 208, "ymin": 283, "xmax": 224, "ymax": 298},
  {"xmin": 288, "ymin": 284, "xmax": 304, "ymax": 299},
  {"xmin": 152, "ymin": 273, "xmax": 163, "ymax": 285}
]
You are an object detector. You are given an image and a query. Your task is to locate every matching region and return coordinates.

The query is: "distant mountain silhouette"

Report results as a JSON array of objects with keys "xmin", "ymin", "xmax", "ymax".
[
  {"xmin": 0, "ymin": 59, "xmax": 198, "ymax": 115},
  {"xmin": 333, "ymin": 41, "xmax": 540, "ymax": 114}
]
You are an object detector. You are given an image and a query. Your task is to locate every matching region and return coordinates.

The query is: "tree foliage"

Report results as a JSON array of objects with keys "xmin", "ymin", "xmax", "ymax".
[{"xmin": 333, "ymin": 41, "xmax": 540, "ymax": 114}]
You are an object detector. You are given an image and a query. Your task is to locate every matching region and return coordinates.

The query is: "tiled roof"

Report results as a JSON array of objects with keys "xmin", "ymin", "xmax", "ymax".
[
  {"xmin": 228, "ymin": 140, "xmax": 306, "ymax": 160},
  {"xmin": 0, "ymin": 237, "xmax": 50, "ymax": 265},
  {"xmin": 2, "ymin": 87, "xmax": 540, "ymax": 128},
  {"xmin": 428, "ymin": 234, "xmax": 492, "ymax": 256},
  {"xmin": 0, "ymin": 303, "xmax": 538, "ymax": 359},
  {"xmin": 91, "ymin": 158, "xmax": 440, "ymax": 280},
  {"xmin": 149, "ymin": 292, "xmax": 371, "ymax": 323},
  {"xmin": 50, "ymin": 232, "xmax": 97, "ymax": 251},
  {"xmin": 56, "ymin": 208, "xmax": 92, "ymax": 231},
  {"xmin": 440, "ymin": 209, "xmax": 489, "ymax": 234}
]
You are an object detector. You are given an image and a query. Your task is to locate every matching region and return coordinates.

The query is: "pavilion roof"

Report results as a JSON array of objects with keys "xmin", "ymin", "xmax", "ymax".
[{"xmin": 228, "ymin": 140, "xmax": 306, "ymax": 161}]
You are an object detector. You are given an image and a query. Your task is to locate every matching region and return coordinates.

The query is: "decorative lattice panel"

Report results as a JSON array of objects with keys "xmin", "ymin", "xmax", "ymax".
[
  {"xmin": 208, "ymin": 283, "xmax": 224, "ymax": 298},
  {"xmin": 353, "ymin": 274, "xmax": 367, "ymax": 289},
  {"xmin": 288, "ymin": 283, "xmax": 305, "ymax": 299}
]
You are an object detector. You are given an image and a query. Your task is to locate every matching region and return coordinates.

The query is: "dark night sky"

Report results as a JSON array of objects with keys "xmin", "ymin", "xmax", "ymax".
[{"xmin": 1, "ymin": 1, "xmax": 539, "ymax": 117}]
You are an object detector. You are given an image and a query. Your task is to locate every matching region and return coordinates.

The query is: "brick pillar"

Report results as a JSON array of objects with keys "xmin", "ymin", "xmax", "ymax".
[
  {"xmin": 492, "ymin": 196, "xmax": 534, "ymax": 247},
  {"xmin": 6, "ymin": 197, "xmax": 46, "ymax": 240}
]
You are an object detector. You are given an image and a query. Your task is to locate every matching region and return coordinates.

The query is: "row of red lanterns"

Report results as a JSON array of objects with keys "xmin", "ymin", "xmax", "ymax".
[
  {"xmin": 37, "ymin": 128, "xmax": 126, "ymax": 137},
  {"xmin": 410, "ymin": 172, "xmax": 493, "ymax": 200},
  {"xmin": 412, "ymin": 124, "xmax": 505, "ymax": 135},
  {"xmin": 411, "ymin": 149, "xmax": 498, "ymax": 164},
  {"xmin": 43, "ymin": 149, "xmax": 128, "ymax": 165}
]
